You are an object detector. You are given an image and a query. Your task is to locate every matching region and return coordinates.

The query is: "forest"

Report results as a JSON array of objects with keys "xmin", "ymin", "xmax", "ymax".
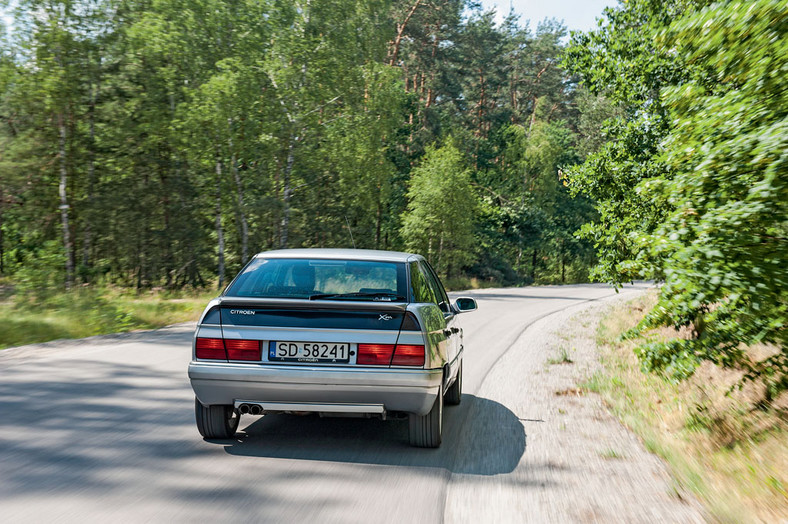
[
  {"xmin": 0, "ymin": 0, "xmax": 600, "ymax": 293},
  {"xmin": 1, "ymin": 0, "xmax": 785, "ymax": 392}
]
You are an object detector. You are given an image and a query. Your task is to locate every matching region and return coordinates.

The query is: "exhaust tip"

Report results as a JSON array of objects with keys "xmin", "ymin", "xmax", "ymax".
[
  {"xmin": 249, "ymin": 405, "xmax": 263, "ymax": 415},
  {"xmin": 238, "ymin": 404, "xmax": 251, "ymax": 414}
]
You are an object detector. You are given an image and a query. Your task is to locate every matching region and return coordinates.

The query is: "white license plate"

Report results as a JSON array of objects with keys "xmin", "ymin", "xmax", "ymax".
[{"xmin": 269, "ymin": 341, "xmax": 350, "ymax": 363}]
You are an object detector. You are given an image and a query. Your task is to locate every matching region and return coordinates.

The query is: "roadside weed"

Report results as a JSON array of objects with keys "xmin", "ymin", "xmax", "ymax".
[
  {"xmin": 547, "ymin": 345, "xmax": 574, "ymax": 365},
  {"xmin": 599, "ymin": 448, "xmax": 624, "ymax": 460}
]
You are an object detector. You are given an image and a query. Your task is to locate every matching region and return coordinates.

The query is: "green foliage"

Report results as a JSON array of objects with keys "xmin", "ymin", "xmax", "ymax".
[
  {"xmin": 401, "ymin": 139, "xmax": 477, "ymax": 276},
  {"xmin": 0, "ymin": 0, "xmax": 602, "ymax": 300},
  {"xmin": 12, "ymin": 241, "xmax": 66, "ymax": 301},
  {"xmin": 566, "ymin": 0, "xmax": 788, "ymax": 398}
]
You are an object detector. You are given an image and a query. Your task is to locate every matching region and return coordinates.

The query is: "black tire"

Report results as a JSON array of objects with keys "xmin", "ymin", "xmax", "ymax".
[
  {"xmin": 408, "ymin": 383, "xmax": 443, "ymax": 448},
  {"xmin": 195, "ymin": 398, "xmax": 239, "ymax": 439},
  {"xmin": 444, "ymin": 362, "xmax": 462, "ymax": 405}
]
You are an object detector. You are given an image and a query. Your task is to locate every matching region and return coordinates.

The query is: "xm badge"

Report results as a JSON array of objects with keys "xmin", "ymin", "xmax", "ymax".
[{"xmin": 378, "ymin": 314, "xmax": 393, "ymax": 321}]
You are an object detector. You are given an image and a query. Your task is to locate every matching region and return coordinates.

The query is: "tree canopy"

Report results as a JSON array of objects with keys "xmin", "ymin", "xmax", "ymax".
[
  {"xmin": 0, "ymin": 0, "xmax": 598, "ymax": 290},
  {"xmin": 565, "ymin": 0, "xmax": 787, "ymax": 398}
]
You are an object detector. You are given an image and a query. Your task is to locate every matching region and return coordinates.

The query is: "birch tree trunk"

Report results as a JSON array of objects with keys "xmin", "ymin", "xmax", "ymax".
[
  {"xmin": 58, "ymin": 113, "xmax": 75, "ymax": 290},
  {"xmin": 215, "ymin": 154, "xmax": 225, "ymax": 289},
  {"xmin": 279, "ymin": 134, "xmax": 296, "ymax": 249},
  {"xmin": 228, "ymin": 122, "xmax": 249, "ymax": 262}
]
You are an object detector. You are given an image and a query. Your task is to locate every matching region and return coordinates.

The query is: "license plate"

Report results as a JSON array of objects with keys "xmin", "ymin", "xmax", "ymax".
[{"xmin": 269, "ymin": 341, "xmax": 350, "ymax": 363}]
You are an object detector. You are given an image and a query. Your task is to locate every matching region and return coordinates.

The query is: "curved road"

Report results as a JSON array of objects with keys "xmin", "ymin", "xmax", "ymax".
[{"xmin": 0, "ymin": 283, "xmax": 648, "ymax": 523}]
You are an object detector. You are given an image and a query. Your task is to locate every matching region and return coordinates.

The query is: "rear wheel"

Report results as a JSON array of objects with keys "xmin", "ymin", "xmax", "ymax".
[
  {"xmin": 408, "ymin": 384, "xmax": 443, "ymax": 448},
  {"xmin": 195, "ymin": 398, "xmax": 239, "ymax": 439},
  {"xmin": 445, "ymin": 362, "xmax": 462, "ymax": 405}
]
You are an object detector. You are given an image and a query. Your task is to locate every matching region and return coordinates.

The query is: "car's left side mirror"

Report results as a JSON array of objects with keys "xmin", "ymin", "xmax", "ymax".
[{"xmin": 453, "ymin": 297, "xmax": 477, "ymax": 312}]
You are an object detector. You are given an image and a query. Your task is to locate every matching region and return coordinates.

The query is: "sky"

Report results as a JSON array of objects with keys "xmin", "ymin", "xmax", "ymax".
[
  {"xmin": 1, "ymin": 0, "xmax": 619, "ymax": 38},
  {"xmin": 478, "ymin": 0, "xmax": 619, "ymax": 32}
]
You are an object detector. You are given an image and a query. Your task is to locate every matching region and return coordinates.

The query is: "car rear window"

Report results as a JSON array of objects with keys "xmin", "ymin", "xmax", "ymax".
[{"xmin": 225, "ymin": 258, "xmax": 408, "ymax": 300}]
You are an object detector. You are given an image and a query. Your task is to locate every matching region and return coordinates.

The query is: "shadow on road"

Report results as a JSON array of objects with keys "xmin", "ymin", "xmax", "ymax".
[
  {"xmin": 221, "ymin": 394, "xmax": 526, "ymax": 475},
  {"xmin": 0, "ymin": 358, "xmax": 200, "ymax": 497}
]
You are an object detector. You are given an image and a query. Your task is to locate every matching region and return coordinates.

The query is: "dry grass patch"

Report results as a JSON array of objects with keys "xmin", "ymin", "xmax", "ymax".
[
  {"xmin": 593, "ymin": 290, "xmax": 787, "ymax": 523},
  {"xmin": 554, "ymin": 387, "xmax": 587, "ymax": 397}
]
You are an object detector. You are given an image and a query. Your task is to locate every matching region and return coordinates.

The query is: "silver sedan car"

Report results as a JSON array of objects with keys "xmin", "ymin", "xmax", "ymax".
[{"xmin": 188, "ymin": 249, "xmax": 477, "ymax": 447}]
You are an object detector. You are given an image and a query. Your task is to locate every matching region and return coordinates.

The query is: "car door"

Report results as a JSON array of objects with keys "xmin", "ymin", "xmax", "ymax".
[{"xmin": 421, "ymin": 261, "xmax": 460, "ymax": 373}]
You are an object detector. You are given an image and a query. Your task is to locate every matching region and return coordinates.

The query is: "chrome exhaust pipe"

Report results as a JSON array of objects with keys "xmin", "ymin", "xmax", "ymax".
[
  {"xmin": 238, "ymin": 404, "xmax": 251, "ymax": 414},
  {"xmin": 249, "ymin": 404, "xmax": 263, "ymax": 415}
]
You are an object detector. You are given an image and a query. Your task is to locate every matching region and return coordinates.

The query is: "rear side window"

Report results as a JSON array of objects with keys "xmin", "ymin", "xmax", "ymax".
[
  {"xmin": 422, "ymin": 262, "xmax": 451, "ymax": 314},
  {"xmin": 226, "ymin": 258, "xmax": 408, "ymax": 300},
  {"xmin": 410, "ymin": 261, "xmax": 437, "ymax": 304}
]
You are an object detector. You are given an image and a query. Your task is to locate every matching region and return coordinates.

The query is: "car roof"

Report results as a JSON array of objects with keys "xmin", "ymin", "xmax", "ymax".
[{"xmin": 253, "ymin": 248, "xmax": 420, "ymax": 263}]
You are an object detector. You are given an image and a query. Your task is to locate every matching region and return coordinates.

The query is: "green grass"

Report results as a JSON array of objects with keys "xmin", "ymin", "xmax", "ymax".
[
  {"xmin": 599, "ymin": 448, "xmax": 624, "ymax": 460},
  {"xmin": 0, "ymin": 287, "xmax": 217, "ymax": 349},
  {"xmin": 547, "ymin": 345, "xmax": 574, "ymax": 365}
]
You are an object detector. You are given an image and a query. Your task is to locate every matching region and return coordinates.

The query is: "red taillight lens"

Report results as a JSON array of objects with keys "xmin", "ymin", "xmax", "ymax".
[
  {"xmin": 195, "ymin": 337, "xmax": 226, "ymax": 360},
  {"xmin": 225, "ymin": 339, "xmax": 261, "ymax": 361},
  {"xmin": 391, "ymin": 344, "xmax": 425, "ymax": 366},
  {"xmin": 357, "ymin": 343, "xmax": 395, "ymax": 365}
]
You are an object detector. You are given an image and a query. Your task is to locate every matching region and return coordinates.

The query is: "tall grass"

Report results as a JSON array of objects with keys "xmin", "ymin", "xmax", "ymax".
[{"xmin": 0, "ymin": 285, "xmax": 217, "ymax": 349}]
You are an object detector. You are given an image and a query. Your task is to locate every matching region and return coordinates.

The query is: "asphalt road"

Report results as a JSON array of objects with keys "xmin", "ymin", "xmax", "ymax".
[{"xmin": 0, "ymin": 283, "xmax": 649, "ymax": 523}]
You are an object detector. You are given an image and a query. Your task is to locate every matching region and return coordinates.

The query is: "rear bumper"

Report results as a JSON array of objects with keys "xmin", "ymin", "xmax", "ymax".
[{"xmin": 188, "ymin": 362, "xmax": 442, "ymax": 416}]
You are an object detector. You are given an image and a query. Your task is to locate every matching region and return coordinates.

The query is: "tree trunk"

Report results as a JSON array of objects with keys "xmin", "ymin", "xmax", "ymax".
[
  {"xmin": 0, "ymin": 187, "xmax": 4, "ymax": 274},
  {"xmin": 531, "ymin": 249, "xmax": 537, "ymax": 282},
  {"xmin": 228, "ymin": 122, "xmax": 249, "ymax": 263},
  {"xmin": 529, "ymin": 95, "xmax": 539, "ymax": 133},
  {"xmin": 388, "ymin": 0, "xmax": 423, "ymax": 66},
  {"xmin": 136, "ymin": 237, "xmax": 143, "ymax": 289},
  {"xmin": 83, "ymin": 63, "xmax": 98, "ymax": 274},
  {"xmin": 160, "ymin": 174, "xmax": 173, "ymax": 287},
  {"xmin": 436, "ymin": 220, "xmax": 445, "ymax": 274},
  {"xmin": 561, "ymin": 253, "xmax": 566, "ymax": 283},
  {"xmin": 57, "ymin": 113, "xmax": 75, "ymax": 290},
  {"xmin": 215, "ymin": 154, "xmax": 225, "ymax": 289},
  {"xmin": 477, "ymin": 70, "xmax": 486, "ymax": 136},
  {"xmin": 280, "ymin": 134, "xmax": 296, "ymax": 249},
  {"xmin": 231, "ymin": 151, "xmax": 249, "ymax": 263},
  {"xmin": 375, "ymin": 197, "xmax": 382, "ymax": 249}
]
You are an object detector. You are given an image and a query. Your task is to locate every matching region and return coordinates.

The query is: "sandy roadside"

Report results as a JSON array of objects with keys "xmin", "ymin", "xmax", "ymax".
[{"xmin": 444, "ymin": 292, "xmax": 707, "ymax": 523}]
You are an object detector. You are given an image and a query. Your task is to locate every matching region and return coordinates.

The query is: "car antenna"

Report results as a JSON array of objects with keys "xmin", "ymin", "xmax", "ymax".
[{"xmin": 345, "ymin": 216, "xmax": 356, "ymax": 249}]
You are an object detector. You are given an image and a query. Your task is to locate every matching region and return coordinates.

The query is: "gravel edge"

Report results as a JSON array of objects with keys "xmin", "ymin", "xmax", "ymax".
[{"xmin": 445, "ymin": 291, "xmax": 707, "ymax": 523}]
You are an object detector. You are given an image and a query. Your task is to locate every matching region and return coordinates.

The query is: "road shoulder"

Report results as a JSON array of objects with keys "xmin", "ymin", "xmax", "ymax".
[{"xmin": 445, "ymin": 292, "xmax": 707, "ymax": 523}]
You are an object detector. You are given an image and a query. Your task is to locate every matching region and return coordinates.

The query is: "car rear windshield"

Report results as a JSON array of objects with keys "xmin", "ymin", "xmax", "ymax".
[{"xmin": 224, "ymin": 258, "xmax": 409, "ymax": 301}]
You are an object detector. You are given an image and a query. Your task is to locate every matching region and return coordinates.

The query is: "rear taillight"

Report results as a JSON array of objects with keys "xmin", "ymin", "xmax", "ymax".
[
  {"xmin": 195, "ymin": 338, "xmax": 261, "ymax": 361},
  {"xmin": 357, "ymin": 343, "xmax": 425, "ymax": 366},
  {"xmin": 391, "ymin": 344, "xmax": 425, "ymax": 366},
  {"xmin": 225, "ymin": 339, "xmax": 261, "ymax": 361},
  {"xmin": 357, "ymin": 343, "xmax": 395, "ymax": 365},
  {"xmin": 195, "ymin": 337, "xmax": 226, "ymax": 360}
]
